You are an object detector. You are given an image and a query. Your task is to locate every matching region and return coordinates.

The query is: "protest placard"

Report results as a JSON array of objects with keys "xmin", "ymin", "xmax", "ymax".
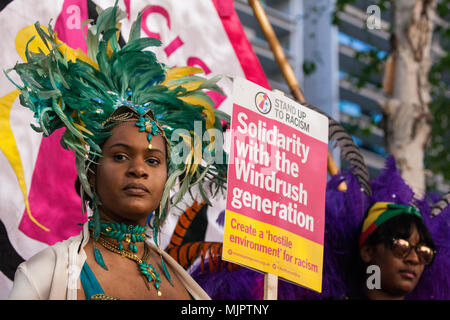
[{"xmin": 223, "ymin": 78, "xmax": 328, "ymax": 292}]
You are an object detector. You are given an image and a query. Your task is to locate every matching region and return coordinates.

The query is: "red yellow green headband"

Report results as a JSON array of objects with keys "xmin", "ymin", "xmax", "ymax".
[{"xmin": 359, "ymin": 202, "xmax": 422, "ymax": 247}]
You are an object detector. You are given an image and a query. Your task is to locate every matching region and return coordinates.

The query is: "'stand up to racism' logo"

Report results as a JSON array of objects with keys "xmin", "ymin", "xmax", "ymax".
[{"xmin": 255, "ymin": 92, "xmax": 271, "ymax": 114}]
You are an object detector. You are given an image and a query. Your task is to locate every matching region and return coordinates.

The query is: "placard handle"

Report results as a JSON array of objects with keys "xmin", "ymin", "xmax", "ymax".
[{"xmin": 264, "ymin": 272, "xmax": 278, "ymax": 300}]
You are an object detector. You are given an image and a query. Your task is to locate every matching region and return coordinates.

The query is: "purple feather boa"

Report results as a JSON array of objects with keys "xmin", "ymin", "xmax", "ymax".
[{"xmin": 191, "ymin": 156, "xmax": 450, "ymax": 299}]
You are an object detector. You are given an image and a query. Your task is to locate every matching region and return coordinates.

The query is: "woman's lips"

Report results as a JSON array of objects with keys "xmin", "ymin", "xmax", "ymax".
[
  {"xmin": 399, "ymin": 270, "xmax": 417, "ymax": 280},
  {"xmin": 123, "ymin": 183, "xmax": 149, "ymax": 195}
]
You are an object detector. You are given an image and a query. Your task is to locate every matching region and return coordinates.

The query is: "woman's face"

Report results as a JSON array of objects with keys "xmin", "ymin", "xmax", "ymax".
[
  {"xmin": 92, "ymin": 121, "xmax": 167, "ymax": 225},
  {"xmin": 361, "ymin": 224, "xmax": 426, "ymax": 298}
]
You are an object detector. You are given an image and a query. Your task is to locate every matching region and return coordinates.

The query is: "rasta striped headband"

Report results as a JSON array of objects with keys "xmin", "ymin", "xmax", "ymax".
[{"xmin": 359, "ymin": 202, "xmax": 423, "ymax": 247}]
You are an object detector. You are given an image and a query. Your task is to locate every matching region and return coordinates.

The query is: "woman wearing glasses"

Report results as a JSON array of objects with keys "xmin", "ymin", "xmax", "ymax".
[
  {"xmin": 218, "ymin": 155, "xmax": 448, "ymax": 300},
  {"xmin": 357, "ymin": 202, "xmax": 436, "ymax": 300},
  {"xmin": 182, "ymin": 155, "xmax": 449, "ymax": 300}
]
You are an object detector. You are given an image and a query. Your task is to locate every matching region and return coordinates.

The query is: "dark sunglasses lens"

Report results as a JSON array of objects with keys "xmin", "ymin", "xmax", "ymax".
[
  {"xmin": 417, "ymin": 246, "xmax": 434, "ymax": 264},
  {"xmin": 392, "ymin": 239, "xmax": 410, "ymax": 257}
]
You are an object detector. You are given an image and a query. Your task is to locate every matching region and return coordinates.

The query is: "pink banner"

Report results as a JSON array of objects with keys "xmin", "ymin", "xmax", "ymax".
[{"xmin": 212, "ymin": 0, "xmax": 271, "ymax": 90}]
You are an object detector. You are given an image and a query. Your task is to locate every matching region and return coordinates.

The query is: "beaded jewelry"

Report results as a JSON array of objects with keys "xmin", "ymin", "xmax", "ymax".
[
  {"xmin": 88, "ymin": 219, "xmax": 146, "ymax": 253},
  {"xmin": 88, "ymin": 219, "xmax": 172, "ymax": 296},
  {"xmin": 104, "ymin": 103, "xmax": 166, "ymax": 151},
  {"xmin": 135, "ymin": 115, "xmax": 162, "ymax": 150}
]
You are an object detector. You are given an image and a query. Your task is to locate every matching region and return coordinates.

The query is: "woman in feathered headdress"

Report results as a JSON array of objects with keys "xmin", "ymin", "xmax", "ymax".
[{"xmin": 7, "ymin": 2, "xmax": 228, "ymax": 300}]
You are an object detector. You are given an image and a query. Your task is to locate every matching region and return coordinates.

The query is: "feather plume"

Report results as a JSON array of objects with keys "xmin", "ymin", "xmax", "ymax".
[
  {"xmin": 304, "ymin": 103, "xmax": 372, "ymax": 196},
  {"xmin": 160, "ymin": 256, "xmax": 173, "ymax": 286},
  {"xmin": 431, "ymin": 192, "xmax": 450, "ymax": 217},
  {"xmin": 93, "ymin": 245, "xmax": 108, "ymax": 270}
]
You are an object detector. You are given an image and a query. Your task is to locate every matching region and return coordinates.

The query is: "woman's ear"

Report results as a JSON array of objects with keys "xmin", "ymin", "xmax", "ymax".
[{"xmin": 360, "ymin": 244, "xmax": 374, "ymax": 264}]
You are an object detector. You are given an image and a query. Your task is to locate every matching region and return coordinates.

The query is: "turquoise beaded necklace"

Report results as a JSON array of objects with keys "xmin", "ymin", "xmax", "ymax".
[
  {"xmin": 88, "ymin": 219, "xmax": 173, "ymax": 296},
  {"xmin": 92, "ymin": 219, "xmax": 146, "ymax": 253}
]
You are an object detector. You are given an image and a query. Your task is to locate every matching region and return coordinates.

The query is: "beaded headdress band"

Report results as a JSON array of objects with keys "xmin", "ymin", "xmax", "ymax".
[{"xmin": 103, "ymin": 106, "xmax": 169, "ymax": 151}]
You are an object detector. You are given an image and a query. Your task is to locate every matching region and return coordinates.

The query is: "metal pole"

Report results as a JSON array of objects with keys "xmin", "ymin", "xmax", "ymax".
[
  {"xmin": 248, "ymin": 0, "xmax": 347, "ymax": 192},
  {"xmin": 248, "ymin": 0, "xmax": 306, "ymax": 104}
]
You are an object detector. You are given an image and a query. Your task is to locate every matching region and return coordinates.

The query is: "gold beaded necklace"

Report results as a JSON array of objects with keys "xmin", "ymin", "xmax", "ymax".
[{"xmin": 95, "ymin": 234, "xmax": 164, "ymax": 296}]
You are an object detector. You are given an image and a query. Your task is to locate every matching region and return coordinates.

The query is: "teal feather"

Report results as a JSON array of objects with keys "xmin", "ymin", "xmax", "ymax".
[
  {"xmin": 121, "ymin": 37, "xmax": 161, "ymax": 53},
  {"xmin": 94, "ymin": 6, "xmax": 117, "ymax": 36},
  {"xmin": 86, "ymin": 26, "xmax": 99, "ymax": 62},
  {"xmin": 152, "ymin": 223, "xmax": 159, "ymax": 246},
  {"xmin": 214, "ymin": 108, "xmax": 231, "ymax": 123},
  {"xmin": 198, "ymin": 180, "xmax": 213, "ymax": 206},
  {"xmin": 75, "ymin": 157, "xmax": 93, "ymax": 199},
  {"xmin": 160, "ymin": 168, "xmax": 184, "ymax": 208},
  {"xmin": 128, "ymin": 11, "xmax": 143, "ymax": 42},
  {"xmin": 192, "ymin": 165, "xmax": 210, "ymax": 186},
  {"xmin": 93, "ymin": 245, "xmax": 108, "ymax": 270},
  {"xmin": 3, "ymin": 69, "xmax": 24, "ymax": 90},
  {"xmin": 172, "ymin": 175, "xmax": 191, "ymax": 206},
  {"xmin": 80, "ymin": 187, "xmax": 87, "ymax": 215},
  {"xmin": 24, "ymin": 35, "xmax": 37, "ymax": 62},
  {"xmin": 33, "ymin": 22, "xmax": 50, "ymax": 50},
  {"xmin": 160, "ymin": 256, "xmax": 173, "ymax": 286},
  {"xmin": 93, "ymin": 202, "xmax": 101, "ymax": 240}
]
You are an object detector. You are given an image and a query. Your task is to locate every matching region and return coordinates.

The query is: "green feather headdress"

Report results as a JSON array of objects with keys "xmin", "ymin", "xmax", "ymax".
[{"xmin": 6, "ymin": 3, "xmax": 229, "ymax": 239}]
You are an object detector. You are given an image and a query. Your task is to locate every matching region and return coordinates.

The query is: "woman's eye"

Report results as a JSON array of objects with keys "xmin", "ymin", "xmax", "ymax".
[
  {"xmin": 146, "ymin": 158, "xmax": 160, "ymax": 165},
  {"xmin": 113, "ymin": 154, "xmax": 127, "ymax": 161}
]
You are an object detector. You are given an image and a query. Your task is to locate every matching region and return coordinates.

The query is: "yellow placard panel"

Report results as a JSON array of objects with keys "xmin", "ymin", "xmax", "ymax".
[{"xmin": 222, "ymin": 210, "xmax": 323, "ymax": 293}]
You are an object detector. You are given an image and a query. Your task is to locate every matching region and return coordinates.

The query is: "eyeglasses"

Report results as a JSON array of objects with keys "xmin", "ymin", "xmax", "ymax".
[{"xmin": 391, "ymin": 238, "xmax": 436, "ymax": 265}]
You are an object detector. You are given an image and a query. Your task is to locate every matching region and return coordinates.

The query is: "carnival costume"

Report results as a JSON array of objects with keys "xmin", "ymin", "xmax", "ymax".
[{"xmin": 7, "ymin": 2, "xmax": 228, "ymax": 300}]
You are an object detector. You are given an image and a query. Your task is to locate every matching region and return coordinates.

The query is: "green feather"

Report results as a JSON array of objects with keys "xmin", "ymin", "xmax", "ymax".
[
  {"xmin": 160, "ymin": 256, "xmax": 173, "ymax": 286},
  {"xmin": 160, "ymin": 168, "xmax": 184, "ymax": 208},
  {"xmin": 172, "ymin": 175, "xmax": 192, "ymax": 206},
  {"xmin": 214, "ymin": 108, "xmax": 231, "ymax": 123},
  {"xmin": 152, "ymin": 222, "xmax": 159, "ymax": 246},
  {"xmin": 128, "ymin": 11, "xmax": 143, "ymax": 42},
  {"xmin": 86, "ymin": 28, "xmax": 99, "ymax": 62},
  {"xmin": 93, "ymin": 245, "xmax": 108, "ymax": 270},
  {"xmin": 121, "ymin": 37, "xmax": 162, "ymax": 53},
  {"xmin": 75, "ymin": 157, "xmax": 93, "ymax": 199},
  {"xmin": 93, "ymin": 201, "xmax": 101, "ymax": 240},
  {"xmin": 33, "ymin": 22, "xmax": 51, "ymax": 51},
  {"xmin": 198, "ymin": 181, "xmax": 212, "ymax": 206}
]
